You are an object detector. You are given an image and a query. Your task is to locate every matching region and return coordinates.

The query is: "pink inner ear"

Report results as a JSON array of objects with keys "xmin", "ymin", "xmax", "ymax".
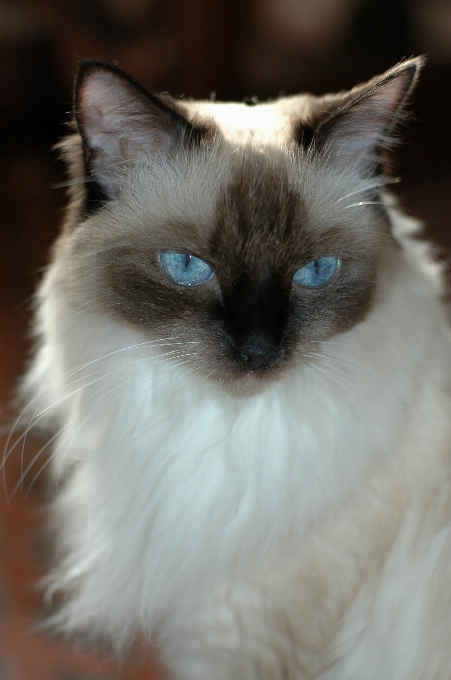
[{"xmin": 76, "ymin": 69, "xmax": 179, "ymax": 197}]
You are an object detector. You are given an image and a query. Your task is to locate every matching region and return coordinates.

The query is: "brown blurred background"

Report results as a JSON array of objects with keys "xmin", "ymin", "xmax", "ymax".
[{"xmin": 1, "ymin": 1, "xmax": 451, "ymax": 678}]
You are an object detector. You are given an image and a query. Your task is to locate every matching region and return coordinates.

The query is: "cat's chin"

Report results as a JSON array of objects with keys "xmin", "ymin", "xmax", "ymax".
[{"xmin": 218, "ymin": 368, "xmax": 281, "ymax": 397}]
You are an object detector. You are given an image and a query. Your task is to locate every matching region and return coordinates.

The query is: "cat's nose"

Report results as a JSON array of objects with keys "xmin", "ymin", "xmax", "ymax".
[
  {"xmin": 223, "ymin": 284, "xmax": 289, "ymax": 371},
  {"xmin": 239, "ymin": 343, "xmax": 279, "ymax": 370}
]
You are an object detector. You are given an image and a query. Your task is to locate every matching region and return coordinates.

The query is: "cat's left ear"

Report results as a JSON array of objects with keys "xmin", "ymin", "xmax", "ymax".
[
  {"xmin": 74, "ymin": 60, "xmax": 203, "ymax": 199},
  {"xmin": 301, "ymin": 57, "xmax": 424, "ymax": 174}
]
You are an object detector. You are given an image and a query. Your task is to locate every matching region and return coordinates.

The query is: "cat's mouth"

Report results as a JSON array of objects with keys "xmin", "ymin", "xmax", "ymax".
[
  {"xmin": 218, "ymin": 350, "xmax": 286, "ymax": 395},
  {"xmin": 224, "ymin": 338, "xmax": 286, "ymax": 390},
  {"xmin": 238, "ymin": 369, "xmax": 271, "ymax": 390},
  {"xmin": 218, "ymin": 370, "xmax": 271, "ymax": 396}
]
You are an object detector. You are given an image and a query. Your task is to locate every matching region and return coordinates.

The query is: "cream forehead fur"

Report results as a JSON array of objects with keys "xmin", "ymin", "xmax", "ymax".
[{"xmin": 18, "ymin": 58, "xmax": 451, "ymax": 679}]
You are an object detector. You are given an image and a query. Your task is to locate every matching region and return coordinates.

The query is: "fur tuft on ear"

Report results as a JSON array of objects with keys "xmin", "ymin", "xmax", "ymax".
[
  {"xmin": 308, "ymin": 57, "xmax": 424, "ymax": 174},
  {"xmin": 75, "ymin": 61, "xmax": 194, "ymax": 198}
]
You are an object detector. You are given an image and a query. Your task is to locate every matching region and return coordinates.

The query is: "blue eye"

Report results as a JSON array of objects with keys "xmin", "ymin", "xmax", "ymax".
[
  {"xmin": 159, "ymin": 251, "xmax": 214, "ymax": 286},
  {"xmin": 293, "ymin": 257, "xmax": 339, "ymax": 287}
]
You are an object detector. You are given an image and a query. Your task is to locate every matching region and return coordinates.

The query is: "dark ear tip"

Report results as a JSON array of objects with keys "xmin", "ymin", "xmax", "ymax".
[
  {"xmin": 74, "ymin": 60, "xmax": 154, "ymax": 118},
  {"xmin": 373, "ymin": 56, "xmax": 425, "ymax": 106},
  {"xmin": 75, "ymin": 60, "xmax": 107, "ymax": 109},
  {"xmin": 75, "ymin": 60, "xmax": 120, "ymax": 97},
  {"xmin": 401, "ymin": 55, "xmax": 426, "ymax": 70},
  {"xmin": 392, "ymin": 55, "xmax": 426, "ymax": 87},
  {"xmin": 76, "ymin": 59, "xmax": 125, "ymax": 80}
]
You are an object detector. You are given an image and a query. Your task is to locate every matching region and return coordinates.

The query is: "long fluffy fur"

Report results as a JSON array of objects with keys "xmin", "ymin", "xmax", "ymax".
[{"xmin": 17, "ymin": 59, "xmax": 451, "ymax": 679}]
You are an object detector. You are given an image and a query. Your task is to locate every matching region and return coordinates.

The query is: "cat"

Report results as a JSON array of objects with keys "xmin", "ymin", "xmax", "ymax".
[{"xmin": 17, "ymin": 55, "xmax": 451, "ymax": 679}]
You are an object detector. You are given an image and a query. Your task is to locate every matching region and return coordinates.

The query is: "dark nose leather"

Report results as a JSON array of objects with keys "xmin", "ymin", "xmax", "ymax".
[
  {"xmin": 223, "ymin": 275, "xmax": 289, "ymax": 370},
  {"xmin": 239, "ymin": 344, "xmax": 278, "ymax": 370},
  {"xmin": 229, "ymin": 300, "xmax": 286, "ymax": 370}
]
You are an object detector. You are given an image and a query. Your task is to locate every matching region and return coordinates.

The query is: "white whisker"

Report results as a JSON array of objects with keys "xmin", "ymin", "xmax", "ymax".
[
  {"xmin": 336, "ymin": 177, "xmax": 399, "ymax": 203},
  {"xmin": 16, "ymin": 354, "xmax": 198, "ymax": 499},
  {"xmin": 3, "ymin": 338, "xmax": 198, "ymax": 461},
  {"xmin": 343, "ymin": 201, "xmax": 384, "ymax": 209},
  {"xmin": 3, "ymin": 345, "xmax": 199, "ymax": 498}
]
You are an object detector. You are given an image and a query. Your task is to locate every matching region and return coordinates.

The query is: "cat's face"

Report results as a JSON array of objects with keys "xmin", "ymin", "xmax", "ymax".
[{"xmin": 57, "ymin": 58, "xmax": 421, "ymax": 392}]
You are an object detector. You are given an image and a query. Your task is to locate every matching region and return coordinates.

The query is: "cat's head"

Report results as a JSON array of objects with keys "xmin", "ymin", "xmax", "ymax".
[{"xmin": 57, "ymin": 58, "xmax": 422, "ymax": 393}]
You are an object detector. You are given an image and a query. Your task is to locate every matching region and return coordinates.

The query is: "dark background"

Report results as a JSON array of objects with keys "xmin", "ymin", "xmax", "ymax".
[{"xmin": 1, "ymin": 1, "xmax": 450, "ymax": 678}]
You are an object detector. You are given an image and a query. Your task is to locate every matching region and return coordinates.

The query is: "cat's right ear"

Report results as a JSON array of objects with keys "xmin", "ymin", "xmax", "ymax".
[
  {"xmin": 297, "ymin": 57, "xmax": 424, "ymax": 176},
  {"xmin": 74, "ymin": 60, "xmax": 200, "ymax": 200}
]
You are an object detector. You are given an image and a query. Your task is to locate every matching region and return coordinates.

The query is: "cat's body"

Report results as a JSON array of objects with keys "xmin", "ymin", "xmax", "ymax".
[{"xmin": 19, "ymin": 58, "xmax": 451, "ymax": 678}]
